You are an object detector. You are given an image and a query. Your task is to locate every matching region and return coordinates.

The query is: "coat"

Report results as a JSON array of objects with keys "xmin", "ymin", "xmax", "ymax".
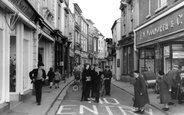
[
  {"xmin": 166, "ymin": 69, "xmax": 181, "ymax": 88},
  {"xmin": 133, "ymin": 76, "xmax": 150, "ymax": 108},
  {"xmin": 29, "ymin": 69, "xmax": 46, "ymax": 83},
  {"xmin": 158, "ymin": 76, "xmax": 171, "ymax": 104},
  {"xmin": 47, "ymin": 71, "xmax": 55, "ymax": 82}
]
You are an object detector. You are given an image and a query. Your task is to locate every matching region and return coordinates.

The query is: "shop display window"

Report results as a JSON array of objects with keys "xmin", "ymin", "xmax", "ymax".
[
  {"xmin": 139, "ymin": 48, "xmax": 155, "ymax": 73},
  {"xmin": 10, "ymin": 36, "xmax": 16, "ymax": 92},
  {"xmin": 172, "ymin": 44, "xmax": 184, "ymax": 69},
  {"xmin": 164, "ymin": 46, "xmax": 171, "ymax": 74}
]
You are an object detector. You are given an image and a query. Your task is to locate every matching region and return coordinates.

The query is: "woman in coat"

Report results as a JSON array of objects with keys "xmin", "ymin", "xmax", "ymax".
[
  {"xmin": 157, "ymin": 71, "xmax": 171, "ymax": 111},
  {"xmin": 47, "ymin": 67, "xmax": 55, "ymax": 88},
  {"xmin": 133, "ymin": 70, "xmax": 150, "ymax": 114}
]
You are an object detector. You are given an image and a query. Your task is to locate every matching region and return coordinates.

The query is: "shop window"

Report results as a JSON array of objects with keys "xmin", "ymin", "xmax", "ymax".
[
  {"xmin": 164, "ymin": 45, "xmax": 171, "ymax": 73},
  {"xmin": 10, "ymin": 36, "xmax": 16, "ymax": 92},
  {"xmin": 172, "ymin": 44, "xmax": 184, "ymax": 70},
  {"xmin": 139, "ymin": 48, "xmax": 155, "ymax": 73}
]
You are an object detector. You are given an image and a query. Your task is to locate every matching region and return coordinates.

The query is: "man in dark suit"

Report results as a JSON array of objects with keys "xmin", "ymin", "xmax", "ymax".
[
  {"xmin": 29, "ymin": 63, "xmax": 46, "ymax": 105},
  {"xmin": 166, "ymin": 65, "xmax": 183, "ymax": 104},
  {"xmin": 104, "ymin": 66, "xmax": 112, "ymax": 96}
]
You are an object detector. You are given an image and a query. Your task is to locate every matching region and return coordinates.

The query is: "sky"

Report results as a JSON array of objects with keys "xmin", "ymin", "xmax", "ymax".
[{"xmin": 72, "ymin": 0, "xmax": 121, "ymax": 38}]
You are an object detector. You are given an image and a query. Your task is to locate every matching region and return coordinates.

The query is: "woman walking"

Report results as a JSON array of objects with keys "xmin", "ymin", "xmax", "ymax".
[
  {"xmin": 157, "ymin": 71, "xmax": 171, "ymax": 111},
  {"xmin": 47, "ymin": 67, "xmax": 55, "ymax": 88},
  {"xmin": 133, "ymin": 70, "xmax": 150, "ymax": 114}
]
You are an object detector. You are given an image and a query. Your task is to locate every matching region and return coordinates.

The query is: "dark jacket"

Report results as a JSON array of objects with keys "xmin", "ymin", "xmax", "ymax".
[
  {"xmin": 158, "ymin": 75, "xmax": 171, "ymax": 104},
  {"xmin": 47, "ymin": 71, "xmax": 55, "ymax": 82},
  {"xmin": 104, "ymin": 70, "xmax": 112, "ymax": 80},
  {"xmin": 82, "ymin": 68, "xmax": 91, "ymax": 82},
  {"xmin": 90, "ymin": 69, "xmax": 96, "ymax": 83},
  {"xmin": 133, "ymin": 75, "xmax": 150, "ymax": 108},
  {"xmin": 29, "ymin": 69, "xmax": 46, "ymax": 83},
  {"xmin": 166, "ymin": 69, "xmax": 181, "ymax": 88}
]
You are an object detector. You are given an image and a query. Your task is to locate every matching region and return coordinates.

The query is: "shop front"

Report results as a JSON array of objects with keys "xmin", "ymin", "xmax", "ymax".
[
  {"xmin": 0, "ymin": 0, "xmax": 40, "ymax": 113},
  {"xmin": 119, "ymin": 33, "xmax": 134, "ymax": 75},
  {"xmin": 135, "ymin": 2, "xmax": 184, "ymax": 74}
]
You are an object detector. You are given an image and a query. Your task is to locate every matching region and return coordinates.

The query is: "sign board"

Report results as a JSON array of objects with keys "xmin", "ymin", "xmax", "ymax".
[{"xmin": 136, "ymin": 7, "xmax": 184, "ymax": 45}]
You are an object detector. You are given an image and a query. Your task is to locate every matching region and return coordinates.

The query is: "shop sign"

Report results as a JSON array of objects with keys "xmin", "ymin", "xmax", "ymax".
[
  {"xmin": 9, "ymin": 0, "xmax": 37, "ymax": 21},
  {"xmin": 42, "ymin": 27, "xmax": 51, "ymax": 36},
  {"xmin": 173, "ymin": 52, "xmax": 184, "ymax": 58},
  {"xmin": 136, "ymin": 7, "xmax": 184, "ymax": 45}
]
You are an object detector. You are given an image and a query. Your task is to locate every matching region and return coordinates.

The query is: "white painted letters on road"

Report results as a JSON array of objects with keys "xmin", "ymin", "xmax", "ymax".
[
  {"xmin": 57, "ymin": 105, "xmax": 76, "ymax": 114},
  {"xmin": 79, "ymin": 105, "xmax": 98, "ymax": 114},
  {"xmin": 103, "ymin": 98, "xmax": 119, "ymax": 105}
]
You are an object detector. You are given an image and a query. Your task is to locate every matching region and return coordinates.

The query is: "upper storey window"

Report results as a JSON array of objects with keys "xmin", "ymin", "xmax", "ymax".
[
  {"xmin": 158, "ymin": 0, "xmax": 167, "ymax": 8},
  {"xmin": 155, "ymin": 0, "xmax": 167, "ymax": 13}
]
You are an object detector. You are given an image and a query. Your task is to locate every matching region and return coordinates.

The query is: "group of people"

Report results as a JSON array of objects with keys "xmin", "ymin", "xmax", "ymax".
[
  {"xmin": 132, "ymin": 64, "xmax": 184, "ymax": 114},
  {"xmin": 73, "ymin": 63, "xmax": 112, "ymax": 103},
  {"xmin": 29, "ymin": 63, "xmax": 66, "ymax": 106}
]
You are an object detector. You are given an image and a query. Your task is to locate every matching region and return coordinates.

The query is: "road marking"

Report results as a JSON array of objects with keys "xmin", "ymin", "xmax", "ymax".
[
  {"xmin": 57, "ymin": 105, "xmax": 76, "ymax": 114},
  {"xmin": 103, "ymin": 98, "xmax": 119, "ymax": 105},
  {"xmin": 79, "ymin": 105, "xmax": 98, "ymax": 114},
  {"xmin": 105, "ymin": 106, "xmax": 114, "ymax": 115}
]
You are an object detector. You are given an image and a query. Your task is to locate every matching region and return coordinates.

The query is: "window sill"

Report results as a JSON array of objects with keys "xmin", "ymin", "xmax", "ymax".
[
  {"xmin": 155, "ymin": 4, "xmax": 167, "ymax": 14},
  {"xmin": 146, "ymin": 14, "xmax": 151, "ymax": 19}
]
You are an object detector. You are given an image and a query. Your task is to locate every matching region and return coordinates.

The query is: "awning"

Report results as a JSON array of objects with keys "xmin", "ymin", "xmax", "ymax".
[{"xmin": 40, "ymin": 29, "xmax": 54, "ymax": 42}]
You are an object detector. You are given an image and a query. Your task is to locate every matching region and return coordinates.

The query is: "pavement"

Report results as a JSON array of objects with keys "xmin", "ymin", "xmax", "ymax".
[
  {"xmin": 111, "ymin": 77, "xmax": 184, "ymax": 115},
  {"xmin": 2, "ymin": 75, "xmax": 184, "ymax": 115},
  {"xmin": 2, "ymin": 76, "xmax": 74, "ymax": 115}
]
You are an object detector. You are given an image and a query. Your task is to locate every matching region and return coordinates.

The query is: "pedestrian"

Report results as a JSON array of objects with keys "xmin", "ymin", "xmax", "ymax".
[
  {"xmin": 157, "ymin": 71, "xmax": 171, "ymax": 111},
  {"xmin": 133, "ymin": 70, "xmax": 149, "ymax": 114},
  {"xmin": 104, "ymin": 66, "xmax": 112, "ymax": 96},
  {"xmin": 166, "ymin": 65, "xmax": 183, "ymax": 104},
  {"xmin": 90, "ymin": 64, "xmax": 96, "ymax": 98},
  {"xmin": 29, "ymin": 63, "xmax": 46, "ymax": 105},
  {"xmin": 81, "ymin": 64, "xmax": 91, "ymax": 101},
  {"xmin": 54, "ymin": 69, "xmax": 61, "ymax": 89},
  {"xmin": 73, "ymin": 63, "xmax": 81, "ymax": 81},
  {"xmin": 47, "ymin": 67, "xmax": 55, "ymax": 89},
  {"xmin": 94, "ymin": 66, "xmax": 103, "ymax": 103}
]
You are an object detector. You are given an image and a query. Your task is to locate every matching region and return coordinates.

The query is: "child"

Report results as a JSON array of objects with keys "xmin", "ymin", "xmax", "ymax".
[
  {"xmin": 54, "ymin": 69, "xmax": 61, "ymax": 89},
  {"xmin": 47, "ymin": 67, "xmax": 55, "ymax": 88}
]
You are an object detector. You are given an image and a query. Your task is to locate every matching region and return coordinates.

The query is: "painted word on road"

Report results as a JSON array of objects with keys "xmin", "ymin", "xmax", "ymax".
[{"xmin": 57, "ymin": 98, "xmax": 154, "ymax": 115}]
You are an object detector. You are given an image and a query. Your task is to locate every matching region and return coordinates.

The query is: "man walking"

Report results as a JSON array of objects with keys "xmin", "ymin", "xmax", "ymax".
[
  {"xmin": 104, "ymin": 66, "xmax": 112, "ymax": 96},
  {"xmin": 29, "ymin": 63, "xmax": 46, "ymax": 105},
  {"xmin": 166, "ymin": 65, "xmax": 183, "ymax": 104}
]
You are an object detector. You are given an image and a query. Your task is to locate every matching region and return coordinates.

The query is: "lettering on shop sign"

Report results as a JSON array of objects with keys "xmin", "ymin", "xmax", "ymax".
[
  {"xmin": 136, "ymin": 7, "xmax": 184, "ymax": 45},
  {"xmin": 139, "ymin": 14, "xmax": 183, "ymax": 39},
  {"xmin": 56, "ymin": 98, "xmax": 154, "ymax": 115}
]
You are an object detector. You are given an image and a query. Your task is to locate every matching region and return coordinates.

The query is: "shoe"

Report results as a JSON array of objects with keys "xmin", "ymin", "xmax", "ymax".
[
  {"xmin": 94, "ymin": 100, "xmax": 99, "ymax": 103},
  {"xmin": 84, "ymin": 99, "xmax": 89, "ymax": 101},
  {"xmin": 168, "ymin": 102, "xmax": 174, "ymax": 105},
  {"xmin": 37, "ymin": 102, "xmax": 41, "ymax": 105},
  {"xmin": 178, "ymin": 101, "xmax": 183, "ymax": 104},
  {"xmin": 162, "ymin": 108, "xmax": 169, "ymax": 111},
  {"xmin": 133, "ymin": 109, "xmax": 141, "ymax": 113},
  {"xmin": 139, "ymin": 109, "xmax": 145, "ymax": 114},
  {"xmin": 50, "ymin": 86, "xmax": 52, "ymax": 89}
]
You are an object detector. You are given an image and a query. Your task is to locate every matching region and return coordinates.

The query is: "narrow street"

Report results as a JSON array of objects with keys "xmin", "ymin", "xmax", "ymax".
[{"xmin": 48, "ymin": 84, "xmax": 167, "ymax": 115}]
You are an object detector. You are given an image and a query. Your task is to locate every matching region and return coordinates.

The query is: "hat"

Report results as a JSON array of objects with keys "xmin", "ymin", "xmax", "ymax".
[
  {"xmin": 158, "ymin": 71, "xmax": 165, "ymax": 76},
  {"xmin": 134, "ymin": 70, "xmax": 139, "ymax": 73},
  {"xmin": 105, "ymin": 66, "xmax": 110, "ymax": 68}
]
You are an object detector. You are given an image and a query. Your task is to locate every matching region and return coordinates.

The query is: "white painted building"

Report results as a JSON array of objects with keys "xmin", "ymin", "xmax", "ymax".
[{"xmin": 111, "ymin": 18, "xmax": 122, "ymax": 80}]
